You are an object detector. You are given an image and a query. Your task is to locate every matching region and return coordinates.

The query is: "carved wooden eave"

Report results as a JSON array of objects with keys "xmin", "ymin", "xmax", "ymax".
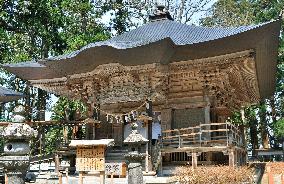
[{"xmin": 28, "ymin": 50, "xmax": 259, "ymax": 110}]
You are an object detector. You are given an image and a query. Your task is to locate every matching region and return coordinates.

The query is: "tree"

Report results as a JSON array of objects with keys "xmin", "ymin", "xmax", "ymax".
[
  {"xmin": 200, "ymin": 0, "xmax": 254, "ymax": 26},
  {"xmin": 0, "ymin": 0, "xmax": 110, "ymax": 155}
]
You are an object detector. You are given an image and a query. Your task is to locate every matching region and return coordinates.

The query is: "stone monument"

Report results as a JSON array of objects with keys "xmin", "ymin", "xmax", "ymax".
[
  {"xmin": 124, "ymin": 122, "xmax": 148, "ymax": 184},
  {"xmin": 0, "ymin": 105, "xmax": 37, "ymax": 184}
]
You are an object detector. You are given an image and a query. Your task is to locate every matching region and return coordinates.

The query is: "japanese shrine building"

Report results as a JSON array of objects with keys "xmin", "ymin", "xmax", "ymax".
[{"xmin": 2, "ymin": 6, "xmax": 281, "ymax": 174}]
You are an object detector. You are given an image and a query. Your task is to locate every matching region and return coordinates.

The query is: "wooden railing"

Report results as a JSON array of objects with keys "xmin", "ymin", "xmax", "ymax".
[{"xmin": 161, "ymin": 122, "xmax": 243, "ymax": 149}]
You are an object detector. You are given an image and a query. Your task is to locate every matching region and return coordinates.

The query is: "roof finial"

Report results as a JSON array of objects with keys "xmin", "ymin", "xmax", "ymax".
[{"xmin": 149, "ymin": 4, "xmax": 173, "ymax": 22}]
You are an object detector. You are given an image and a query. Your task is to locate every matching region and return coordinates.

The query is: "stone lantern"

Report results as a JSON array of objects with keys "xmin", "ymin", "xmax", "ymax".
[
  {"xmin": 124, "ymin": 122, "xmax": 148, "ymax": 184},
  {"xmin": 0, "ymin": 106, "xmax": 37, "ymax": 184}
]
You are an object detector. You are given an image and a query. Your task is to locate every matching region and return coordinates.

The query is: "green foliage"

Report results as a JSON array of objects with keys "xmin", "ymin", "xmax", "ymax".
[
  {"xmin": 201, "ymin": 0, "xmax": 255, "ymax": 27},
  {"xmin": 51, "ymin": 97, "xmax": 86, "ymax": 121},
  {"xmin": 274, "ymin": 118, "xmax": 284, "ymax": 139},
  {"xmin": 44, "ymin": 126, "xmax": 62, "ymax": 154},
  {"xmin": 0, "ymin": 0, "xmax": 110, "ymax": 155}
]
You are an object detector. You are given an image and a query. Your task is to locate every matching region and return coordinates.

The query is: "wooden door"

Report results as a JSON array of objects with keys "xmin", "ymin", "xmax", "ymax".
[{"xmin": 112, "ymin": 123, "xmax": 123, "ymax": 146}]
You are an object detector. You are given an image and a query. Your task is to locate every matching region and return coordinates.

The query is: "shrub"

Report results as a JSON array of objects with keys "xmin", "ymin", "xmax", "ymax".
[{"xmin": 173, "ymin": 165, "xmax": 254, "ymax": 184}]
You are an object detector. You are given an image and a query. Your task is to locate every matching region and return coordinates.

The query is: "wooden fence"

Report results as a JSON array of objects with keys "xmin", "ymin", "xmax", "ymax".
[{"xmin": 161, "ymin": 122, "xmax": 243, "ymax": 149}]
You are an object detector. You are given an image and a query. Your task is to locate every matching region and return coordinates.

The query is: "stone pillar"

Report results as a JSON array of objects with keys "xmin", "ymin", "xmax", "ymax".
[{"xmin": 128, "ymin": 159, "xmax": 144, "ymax": 184}]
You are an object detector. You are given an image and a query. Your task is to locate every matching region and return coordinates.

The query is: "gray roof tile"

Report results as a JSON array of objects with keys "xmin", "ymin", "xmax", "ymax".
[{"xmin": 48, "ymin": 19, "xmax": 275, "ymax": 61}]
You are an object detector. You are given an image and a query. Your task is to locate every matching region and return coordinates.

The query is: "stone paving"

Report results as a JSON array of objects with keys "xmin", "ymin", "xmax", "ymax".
[
  {"xmin": 30, "ymin": 175, "xmax": 177, "ymax": 184},
  {"xmin": 62, "ymin": 176, "xmax": 127, "ymax": 184}
]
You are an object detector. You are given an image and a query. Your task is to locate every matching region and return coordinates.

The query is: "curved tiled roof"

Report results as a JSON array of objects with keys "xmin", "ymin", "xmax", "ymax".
[
  {"xmin": 48, "ymin": 19, "xmax": 274, "ymax": 61},
  {"xmin": 0, "ymin": 86, "xmax": 23, "ymax": 103},
  {"xmin": 1, "ymin": 19, "xmax": 281, "ymax": 99},
  {"xmin": 110, "ymin": 19, "xmax": 269, "ymax": 45}
]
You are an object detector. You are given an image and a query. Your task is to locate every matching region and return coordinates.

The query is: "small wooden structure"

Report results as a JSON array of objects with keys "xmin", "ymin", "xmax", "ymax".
[{"xmin": 69, "ymin": 139, "xmax": 114, "ymax": 184}]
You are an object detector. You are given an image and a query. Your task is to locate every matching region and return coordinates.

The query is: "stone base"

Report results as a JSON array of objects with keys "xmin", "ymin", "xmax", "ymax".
[
  {"xmin": 0, "ymin": 156, "xmax": 29, "ymax": 184},
  {"xmin": 128, "ymin": 162, "xmax": 143, "ymax": 184},
  {"xmin": 6, "ymin": 172, "xmax": 25, "ymax": 184}
]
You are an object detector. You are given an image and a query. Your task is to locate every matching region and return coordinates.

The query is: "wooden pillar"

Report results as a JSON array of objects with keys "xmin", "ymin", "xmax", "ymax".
[
  {"xmin": 161, "ymin": 108, "xmax": 172, "ymax": 162},
  {"xmin": 204, "ymin": 94, "xmax": 211, "ymax": 142},
  {"xmin": 58, "ymin": 172, "xmax": 62, "ymax": 184},
  {"xmin": 267, "ymin": 166, "xmax": 274, "ymax": 184},
  {"xmin": 146, "ymin": 99, "xmax": 153, "ymax": 172},
  {"xmin": 79, "ymin": 172, "xmax": 83, "ymax": 184},
  {"xmin": 100, "ymin": 171, "xmax": 105, "ymax": 184},
  {"xmin": 160, "ymin": 152, "xmax": 164, "ymax": 176},
  {"xmin": 110, "ymin": 171, "xmax": 114, "ymax": 184},
  {"xmin": 92, "ymin": 123, "xmax": 96, "ymax": 140},
  {"xmin": 229, "ymin": 150, "xmax": 235, "ymax": 167},
  {"xmin": 5, "ymin": 173, "xmax": 7, "ymax": 184},
  {"xmin": 65, "ymin": 168, "xmax": 69, "ymax": 184},
  {"xmin": 191, "ymin": 152, "xmax": 198, "ymax": 169},
  {"xmin": 84, "ymin": 124, "xmax": 88, "ymax": 140},
  {"xmin": 281, "ymin": 172, "xmax": 284, "ymax": 184},
  {"xmin": 63, "ymin": 126, "xmax": 68, "ymax": 145},
  {"xmin": 145, "ymin": 121, "xmax": 149, "ymax": 173},
  {"xmin": 39, "ymin": 125, "xmax": 45, "ymax": 155},
  {"xmin": 206, "ymin": 152, "xmax": 213, "ymax": 163},
  {"xmin": 54, "ymin": 154, "xmax": 60, "ymax": 174}
]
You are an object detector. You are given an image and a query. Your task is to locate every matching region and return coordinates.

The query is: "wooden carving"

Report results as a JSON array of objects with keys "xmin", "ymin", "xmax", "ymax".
[{"xmin": 30, "ymin": 50, "xmax": 260, "ymax": 110}]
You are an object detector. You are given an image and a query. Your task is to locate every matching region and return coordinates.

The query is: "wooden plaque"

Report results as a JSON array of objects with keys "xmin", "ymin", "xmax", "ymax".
[{"xmin": 76, "ymin": 146, "xmax": 105, "ymax": 171}]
